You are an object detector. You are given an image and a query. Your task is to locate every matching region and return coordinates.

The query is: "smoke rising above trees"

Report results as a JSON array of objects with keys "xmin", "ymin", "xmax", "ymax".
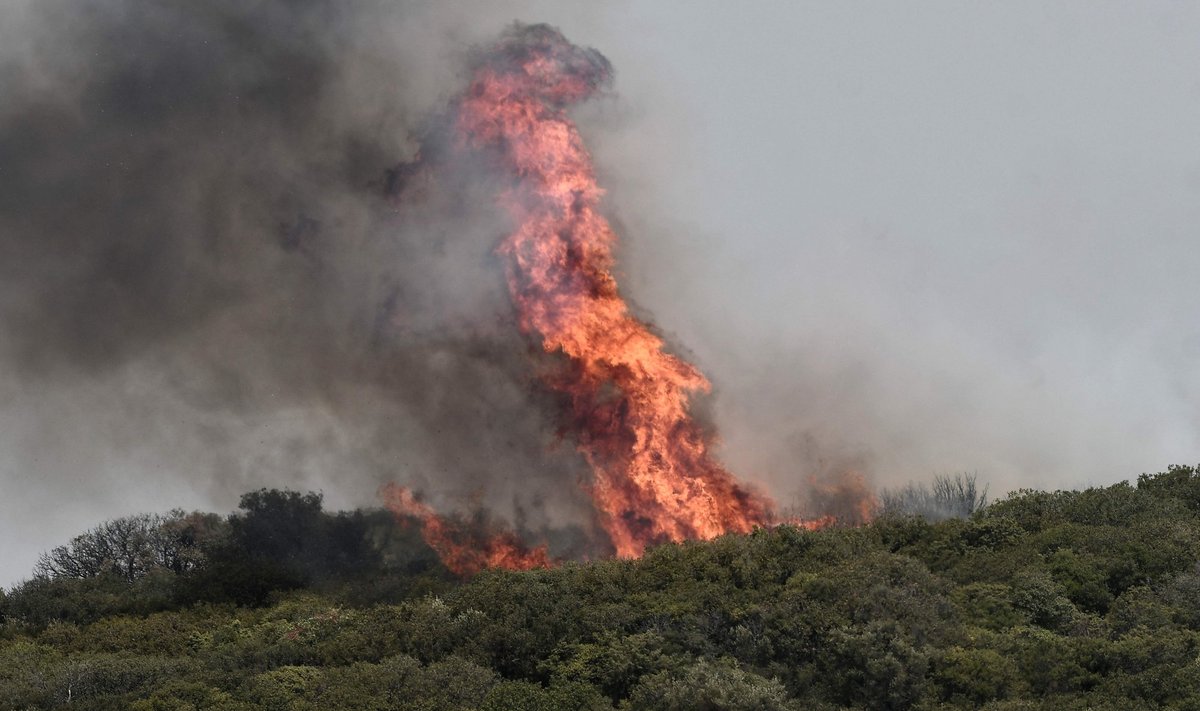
[
  {"xmin": 7, "ymin": 1, "xmax": 1200, "ymax": 585},
  {"xmin": 0, "ymin": 2, "xmax": 611, "ymax": 573},
  {"xmin": 0, "ymin": 4, "xmax": 868, "ymax": 575}
]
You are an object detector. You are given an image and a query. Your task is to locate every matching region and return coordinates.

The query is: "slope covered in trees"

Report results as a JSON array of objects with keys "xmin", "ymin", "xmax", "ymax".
[{"xmin": 4, "ymin": 466, "xmax": 1200, "ymax": 710}]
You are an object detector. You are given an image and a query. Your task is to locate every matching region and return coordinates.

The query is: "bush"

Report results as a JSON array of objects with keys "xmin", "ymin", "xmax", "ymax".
[
  {"xmin": 626, "ymin": 658, "xmax": 796, "ymax": 711},
  {"xmin": 6, "ymin": 469, "xmax": 1200, "ymax": 710}
]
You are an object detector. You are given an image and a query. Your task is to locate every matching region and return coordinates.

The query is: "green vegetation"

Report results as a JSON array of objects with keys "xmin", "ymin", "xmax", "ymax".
[{"xmin": 6, "ymin": 466, "xmax": 1200, "ymax": 709}]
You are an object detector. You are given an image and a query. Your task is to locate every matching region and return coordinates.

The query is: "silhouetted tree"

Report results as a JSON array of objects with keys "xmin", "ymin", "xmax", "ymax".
[
  {"xmin": 175, "ymin": 489, "xmax": 384, "ymax": 606},
  {"xmin": 881, "ymin": 473, "xmax": 989, "ymax": 520},
  {"xmin": 34, "ymin": 511, "xmax": 212, "ymax": 583}
]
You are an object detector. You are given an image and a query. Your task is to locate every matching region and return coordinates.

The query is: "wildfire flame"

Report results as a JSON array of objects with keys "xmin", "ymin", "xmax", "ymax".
[
  {"xmin": 382, "ymin": 25, "xmax": 871, "ymax": 573},
  {"xmin": 379, "ymin": 483, "xmax": 551, "ymax": 576}
]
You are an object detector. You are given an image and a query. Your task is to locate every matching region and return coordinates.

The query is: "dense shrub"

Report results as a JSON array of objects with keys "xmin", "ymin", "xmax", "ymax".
[{"xmin": 6, "ymin": 468, "xmax": 1200, "ymax": 708}]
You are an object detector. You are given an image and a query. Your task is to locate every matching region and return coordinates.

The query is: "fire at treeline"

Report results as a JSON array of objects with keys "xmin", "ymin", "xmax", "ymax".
[
  {"xmin": 6, "ymin": 14, "xmax": 1200, "ymax": 711},
  {"xmin": 375, "ymin": 25, "xmax": 875, "ymax": 574},
  {"xmin": 1, "ymin": 13, "xmax": 879, "ymax": 578}
]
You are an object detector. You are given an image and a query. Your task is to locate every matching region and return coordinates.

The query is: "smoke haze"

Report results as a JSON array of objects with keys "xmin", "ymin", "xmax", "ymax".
[
  {"xmin": 0, "ymin": 0, "xmax": 616, "ymax": 585},
  {"xmin": 4, "ymin": 1, "xmax": 1200, "ymax": 585}
]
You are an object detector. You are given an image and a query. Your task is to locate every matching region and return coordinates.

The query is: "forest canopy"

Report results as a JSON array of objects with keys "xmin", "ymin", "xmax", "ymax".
[{"xmin": 4, "ymin": 466, "xmax": 1200, "ymax": 710}]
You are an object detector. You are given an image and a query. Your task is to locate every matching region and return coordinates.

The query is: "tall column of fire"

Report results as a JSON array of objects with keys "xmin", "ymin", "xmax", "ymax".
[{"xmin": 384, "ymin": 25, "xmax": 785, "ymax": 571}]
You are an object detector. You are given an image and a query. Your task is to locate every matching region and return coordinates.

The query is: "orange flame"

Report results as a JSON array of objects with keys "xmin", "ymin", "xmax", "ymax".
[
  {"xmin": 804, "ymin": 470, "xmax": 879, "ymax": 527},
  {"xmin": 380, "ymin": 25, "xmax": 873, "ymax": 572},
  {"xmin": 379, "ymin": 483, "xmax": 551, "ymax": 576},
  {"xmin": 451, "ymin": 26, "xmax": 779, "ymax": 558}
]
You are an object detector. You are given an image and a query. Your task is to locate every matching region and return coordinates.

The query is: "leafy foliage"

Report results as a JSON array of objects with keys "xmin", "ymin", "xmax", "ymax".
[
  {"xmin": 6, "ymin": 467, "xmax": 1200, "ymax": 709},
  {"xmin": 35, "ymin": 511, "xmax": 219, "ymax": 582}
]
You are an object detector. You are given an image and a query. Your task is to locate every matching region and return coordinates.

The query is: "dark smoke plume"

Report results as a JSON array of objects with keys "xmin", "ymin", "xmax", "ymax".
[{"xmin": 0, "ymin": 2, "xmax": 603, "ymax": 561}]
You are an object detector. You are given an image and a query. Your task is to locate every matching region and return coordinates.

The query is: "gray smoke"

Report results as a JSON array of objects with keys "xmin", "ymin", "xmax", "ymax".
[
  {"xmin": 9, "ymin": 2, "xmax": 1200, "ymax": 587},
  {"xmin": 584, "ymin": 2, "xmax": 1200, "ymax": 511},
  {"xmin": 0, "ymin": 1, "xmax": 616, "ymax": 584}
]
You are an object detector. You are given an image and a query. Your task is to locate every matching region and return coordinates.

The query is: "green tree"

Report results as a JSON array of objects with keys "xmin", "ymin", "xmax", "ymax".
[{"xmin": 625, "ymin": 658, "xmax": 795, "ymax": 711}]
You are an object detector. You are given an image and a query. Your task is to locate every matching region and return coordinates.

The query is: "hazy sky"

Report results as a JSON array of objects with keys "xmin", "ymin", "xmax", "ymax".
[
  {"xmin": 566, "ymin": 2, "xmax": 1200, "ymax": 499},
  {"xmin": 3, "ymin": 2, "xmax": 1199, "ymax": 587}
]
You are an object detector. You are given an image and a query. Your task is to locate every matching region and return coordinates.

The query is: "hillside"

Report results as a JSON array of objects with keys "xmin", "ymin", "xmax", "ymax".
[{"xmin": 4, "ymin": 466, "xmax": 1200, "ymax": 710}]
